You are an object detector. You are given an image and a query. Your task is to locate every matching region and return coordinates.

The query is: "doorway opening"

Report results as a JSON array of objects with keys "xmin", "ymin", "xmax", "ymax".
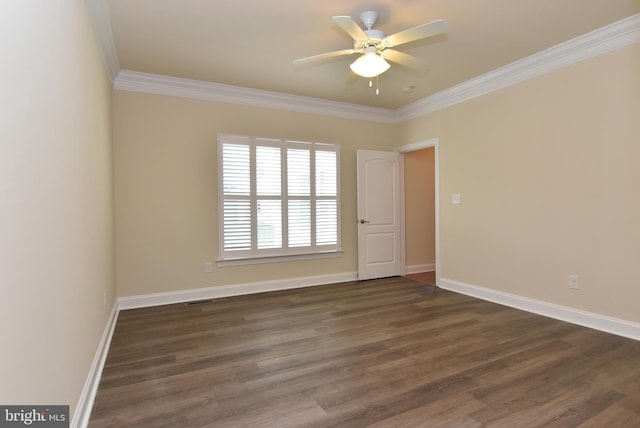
[{"xmin": 398, "ymin": 138, "xmax": 440, "ymax": 286}]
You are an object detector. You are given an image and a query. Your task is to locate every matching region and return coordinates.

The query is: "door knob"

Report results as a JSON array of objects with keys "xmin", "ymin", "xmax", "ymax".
[{"xmin": 359, "ymin": 219, "xmax": 370, "ymax": 224}]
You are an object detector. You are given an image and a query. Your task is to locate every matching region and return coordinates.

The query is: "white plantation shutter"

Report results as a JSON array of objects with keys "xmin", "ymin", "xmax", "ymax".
[
  {"xmin": 257, "ymin": 199, "xmax": 282, "ymax": 249},
  {"xmin": 222, "ymin": 143, "xmax": 250, "ymax": 195},
  {"xmin": 287, "ymin": 149, "xmax": 310, "ymax": 196},
  {"xmin": 218, "ymin": 135, "xmax": 340, "ymax": 261},
  {"xmin": 316, "ymin": 200, "xmax": 337, "ymax": 245},
  {"xmin": 256, "ymin": 146, "xmax": 281, "ymax": 196},
  {"xmin": 315, "ymin": 150, "xmax": 337, "ymax": 196},
  {"xmin": 223, "ymin": 200, "xmax": 251, "ymax": 251},
  {"xmin": 315, "ymin": 149, "xmax": 338, "ymax": 246},
  {"xmin": 288, "ymin": 200, "xmax": 311, "ymax": 247},
  {"xmin": 222, "ymin": 140, "xmax": 252, "ymax": 253}
]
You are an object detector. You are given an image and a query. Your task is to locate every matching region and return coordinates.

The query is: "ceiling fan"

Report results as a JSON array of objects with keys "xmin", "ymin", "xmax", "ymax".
[{"xmin": 294, "ymin": 11, "xmax": 448, "ymax": 78}]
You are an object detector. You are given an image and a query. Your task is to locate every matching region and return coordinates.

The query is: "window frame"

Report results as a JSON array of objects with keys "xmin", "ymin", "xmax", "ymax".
[{"xmin": 217, "ymin": 134, "xmax": 341, "ymax": 265}]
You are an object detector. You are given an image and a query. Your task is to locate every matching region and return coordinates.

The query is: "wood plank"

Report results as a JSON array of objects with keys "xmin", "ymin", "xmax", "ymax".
[{"xmin": 89, "ymin": 277, "xmax": 640, "ymax": 427}]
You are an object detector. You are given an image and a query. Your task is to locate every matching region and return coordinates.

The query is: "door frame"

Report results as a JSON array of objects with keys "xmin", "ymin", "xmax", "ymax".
[{"xmin": 396, "ymin": 138, "xmax": 440, "ymax": 286}]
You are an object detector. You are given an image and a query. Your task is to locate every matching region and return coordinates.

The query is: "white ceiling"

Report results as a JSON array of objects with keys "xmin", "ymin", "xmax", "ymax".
[{"xmin": 104, "ymin": 0, "xmax": 640, "ymax": 110}]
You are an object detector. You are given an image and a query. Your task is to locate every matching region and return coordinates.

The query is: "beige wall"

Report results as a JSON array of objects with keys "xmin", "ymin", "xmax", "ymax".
[
  {"xmin": 113, "ymin": 91, "xmax": 397, "ymax": 297},
  {"xmin": 114, "ymin": 43, "xmax": 640, "ymax": 325},
  {"xmin": 0, "ymin": 0, "xmax": 115, "ymax": 418},
  {"xmin": 404, "ymin": 148, "xmax": 436, "ymax": 270},
  {"xmin": 403, "ymin": 43, "xmax": 640, "ymax": 323}
]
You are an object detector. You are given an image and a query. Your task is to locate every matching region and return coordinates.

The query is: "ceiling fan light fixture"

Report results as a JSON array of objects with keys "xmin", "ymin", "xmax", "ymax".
[{"xmin": 350, "ymin": 50, "xmax": 390, "ymax": 78}]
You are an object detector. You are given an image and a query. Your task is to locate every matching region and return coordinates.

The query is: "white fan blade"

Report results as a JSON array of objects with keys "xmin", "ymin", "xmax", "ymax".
[
  {"xmin": 381, "ymin": 49, "xmax": 428, "ymax": 71},
  {"xmin": 293, "ymin": 49, "xmax": 356, "ymax": 66},
  {"xmin": 332, "ymin": 16, "xmax": 368, "ymax": 41},
  {"xmin": 383, "ymin": 19, "xmax": 448, "ymax": 47}
]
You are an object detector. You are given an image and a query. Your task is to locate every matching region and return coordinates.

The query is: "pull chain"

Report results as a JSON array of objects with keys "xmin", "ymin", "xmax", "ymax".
[{"xmin": 367, "ymin": 77, "xmax": 381, "ymax": 95}]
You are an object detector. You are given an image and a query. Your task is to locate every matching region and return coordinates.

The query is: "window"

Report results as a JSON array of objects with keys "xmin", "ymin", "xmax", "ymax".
[{"xmin": 218, "ymin": 134, "xmax": 340, "ymax": 262}]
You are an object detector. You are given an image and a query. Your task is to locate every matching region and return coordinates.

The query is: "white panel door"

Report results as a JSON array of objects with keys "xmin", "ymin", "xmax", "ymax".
[{"xmin": 357, "ymin": 150, "xmax": 402, "ymax": 280}]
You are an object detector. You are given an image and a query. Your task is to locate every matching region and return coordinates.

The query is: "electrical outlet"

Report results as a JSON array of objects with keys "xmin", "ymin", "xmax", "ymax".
[
  {"xmin": 452, "ymin": 194, "xmax": 462, "ymax": 204},
  {"xmin": 205, "ymin": 262, "xmax": 213, "ymax": 273},
  {"xmin": 103, "ymin": 288, "xmax": 107, "ymax": 305},
  {"xmin": 569, "ymin": 275, "xmax": 579, "ymax": 289}
]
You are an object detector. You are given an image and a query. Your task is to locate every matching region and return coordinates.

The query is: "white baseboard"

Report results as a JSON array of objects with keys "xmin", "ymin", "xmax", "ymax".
[
  {"xmin": 439, "ymin": 278, "xmax": 640, "ymax": 342},
  {"xmin": 118, "ymin": 272, "xmax": 358, "ymax": 310},
  {"xmin": 71, "ymin": 301, "xmax": 120, "ymax": 428},
  {"xmin": 405, "ymin": 263, "xmax": 436, "ymax": 275}
]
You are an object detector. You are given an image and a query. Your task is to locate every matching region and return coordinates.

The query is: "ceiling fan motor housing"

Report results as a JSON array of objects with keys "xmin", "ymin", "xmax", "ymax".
[
  {"xmin": 360, "ymin": 11, "xmax": 379, "ymax": 29},
  {"xmin": 357, "ymin": 12, "xmax": 386, "ymax": 49},
  {"xmin": 364, "ymin": 29, "xmax": 386, "ymax": 42},
  {"xmin": 355, "ymin": 30, "xmax": 386, "ymax": 51}
]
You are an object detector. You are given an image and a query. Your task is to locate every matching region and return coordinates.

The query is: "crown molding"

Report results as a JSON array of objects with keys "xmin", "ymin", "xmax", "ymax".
[
  {"xmin": 96, "ymin": 10, "xmax": 639, "ymax": 123},
  {"xmin": 397, "ymin": 13, "xmax": 640, "ymax": 121},
  {"xmin": 114, "ymin": 70, "xmax": 397, "ymax": 124},
  {"xmin": 86, "ymin": 0, "xmax": 120, "ymax": 81}
]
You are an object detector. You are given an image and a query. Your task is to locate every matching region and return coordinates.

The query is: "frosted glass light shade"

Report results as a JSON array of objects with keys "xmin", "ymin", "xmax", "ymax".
[{"xmin": 350, "ymin": 52, "xmax": 390, "ymax": 78}]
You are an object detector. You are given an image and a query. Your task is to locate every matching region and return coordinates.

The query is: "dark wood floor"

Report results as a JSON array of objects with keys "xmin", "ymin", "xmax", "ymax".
[
  {"xmin": 89, "ymin": 277, "xmax": 640, "ymax": 427},
  {"xmin": 404, "ymin": 271, "xmax": 436, "ymax": 285}
]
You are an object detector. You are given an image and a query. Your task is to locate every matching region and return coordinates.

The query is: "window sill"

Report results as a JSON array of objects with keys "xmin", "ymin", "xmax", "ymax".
[{"xmin": 217, "ymin": 250, "xmax": 343, "ymax": 267}]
